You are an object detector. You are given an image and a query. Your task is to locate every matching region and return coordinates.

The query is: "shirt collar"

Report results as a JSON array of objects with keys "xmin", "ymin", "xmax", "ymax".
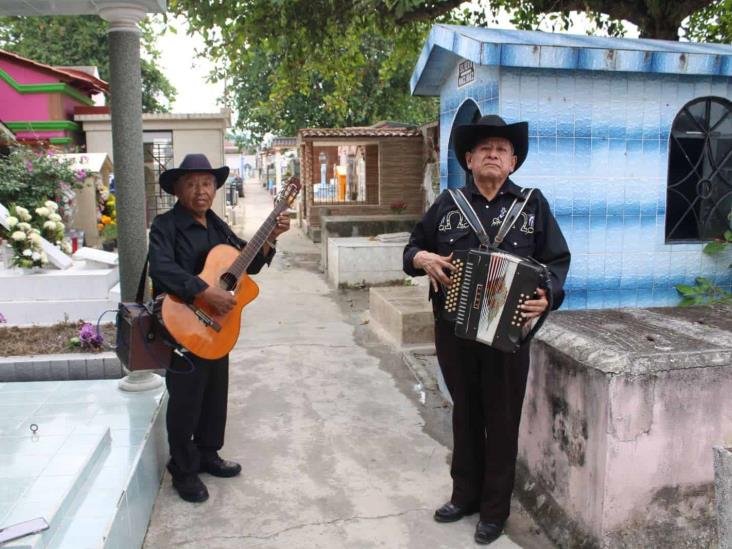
[
  {"xmin": 463, "ymin": 177, "xmax": 524, "ymax": 200},
  {"xmin": 173, "ymin": 201, "xmax": 212, "ymax": 229}
]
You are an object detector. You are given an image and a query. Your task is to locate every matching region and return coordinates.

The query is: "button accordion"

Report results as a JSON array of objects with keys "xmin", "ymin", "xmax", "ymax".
[{"xmin": 442, "ymin": 249, "xmax": 546, "ymax": 353}]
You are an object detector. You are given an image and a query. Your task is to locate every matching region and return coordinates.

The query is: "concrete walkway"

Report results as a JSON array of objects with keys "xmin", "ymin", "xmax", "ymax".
[{"xmin": 143, "ymin": 180, "xmax": 529, "ymax": 548}]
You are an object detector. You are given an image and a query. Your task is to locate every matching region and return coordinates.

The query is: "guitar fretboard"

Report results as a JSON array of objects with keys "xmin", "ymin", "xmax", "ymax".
[{"xmin": 228, "ymin": 201, "xmax": 288, "ymax": 279}]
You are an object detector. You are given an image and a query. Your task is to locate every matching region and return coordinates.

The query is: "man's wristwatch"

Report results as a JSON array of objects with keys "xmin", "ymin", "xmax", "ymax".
[{"xmin": 266, "ymin": 238, "xmax": 277, "ymax": 249}]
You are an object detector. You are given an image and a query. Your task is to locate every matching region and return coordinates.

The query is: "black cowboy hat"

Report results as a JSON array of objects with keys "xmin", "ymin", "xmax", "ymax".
[
  {"xmin": 452, "ymin": 115, "xmax": 529, "ymax": 173},
  {"xmin": 159, "ymin": 153, "xmax": 230, "ymax": 195}
]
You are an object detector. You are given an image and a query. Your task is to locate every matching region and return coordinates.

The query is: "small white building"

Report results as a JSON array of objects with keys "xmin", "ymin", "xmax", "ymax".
[{"xmin": 75, "ymin": 110, "xmax": 231, "ymax": 222}]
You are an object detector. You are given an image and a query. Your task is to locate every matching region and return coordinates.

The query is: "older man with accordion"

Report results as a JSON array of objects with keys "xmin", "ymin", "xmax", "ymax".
[{"xmin": 404, "ymin": 115, "xmax": 570, "ymax": 545}]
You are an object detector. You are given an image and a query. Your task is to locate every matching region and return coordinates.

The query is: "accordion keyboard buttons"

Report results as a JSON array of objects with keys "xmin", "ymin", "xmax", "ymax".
[{"xmin": 443, "ymin": 258, "xmax": 464, "ymax": 314}]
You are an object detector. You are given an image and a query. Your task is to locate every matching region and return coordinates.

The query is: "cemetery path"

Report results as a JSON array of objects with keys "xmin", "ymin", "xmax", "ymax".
[{"xmin": 143, "ymin": 179, "xmax": 535, "ymax": 549}]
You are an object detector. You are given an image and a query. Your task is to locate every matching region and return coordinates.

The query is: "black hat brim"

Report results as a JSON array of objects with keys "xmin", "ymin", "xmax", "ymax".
[
  {"xmin": 452, "ymin": 122, "xmax": 528, "ymax": 173},
  {"xmin": 159, "ymin": 166, "xmax": 230, "ymax": 195}
]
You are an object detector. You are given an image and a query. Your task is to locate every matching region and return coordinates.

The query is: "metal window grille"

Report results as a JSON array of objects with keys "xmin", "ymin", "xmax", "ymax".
[
  {"xmin": 144, "ymin": 138, "xmax": 174, "ymax": 224},
  {"xmin": 666, "ymin": 96, "xmax": 732, "ymax": 242}
]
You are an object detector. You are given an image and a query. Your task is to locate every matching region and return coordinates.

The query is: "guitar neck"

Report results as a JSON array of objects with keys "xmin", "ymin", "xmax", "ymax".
[{"xmin": 230, "ymin": 202, "xmax": 287, "ymax": 277}]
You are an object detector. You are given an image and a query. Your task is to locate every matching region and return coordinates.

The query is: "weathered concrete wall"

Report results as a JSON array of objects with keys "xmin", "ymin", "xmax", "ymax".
[
  {"xmin": 716, "ymin": 446, "xmax": 732, "ymax": 549},
  {"xmin": 320, "ymin": 214, "xmax": 420, "ymax": 265},
  {"xmin": 517, "ymin": 305, "xmax": 732, "ymax": 548},
  {"xmin": 327, "ymin": 237, "xmax": 407, "ymax": 288},
  {"xmin": 369, "ymin": 285, "xmax": 433, "ymax": 346}
]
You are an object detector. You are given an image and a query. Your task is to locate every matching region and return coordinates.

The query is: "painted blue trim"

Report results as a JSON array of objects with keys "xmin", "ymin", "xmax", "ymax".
[{"xmin": 411, "ymin": 25, "xmax": 732, "ymax": 96}]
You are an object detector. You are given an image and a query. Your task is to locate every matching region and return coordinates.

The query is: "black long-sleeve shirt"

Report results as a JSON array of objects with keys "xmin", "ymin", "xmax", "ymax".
[
  {"xmin": 403, "ymin": 178, "xmax": 570, "ymax": 310},
  {"xmin": 149, "ymin": 201, "xmax": 273, "ymax": 302}
]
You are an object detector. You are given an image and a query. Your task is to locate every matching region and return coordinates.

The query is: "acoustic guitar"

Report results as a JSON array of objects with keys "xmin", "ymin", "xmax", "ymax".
[{"xmin": 160, "ymin": 177, "xmax": 301, "ymax": 359}]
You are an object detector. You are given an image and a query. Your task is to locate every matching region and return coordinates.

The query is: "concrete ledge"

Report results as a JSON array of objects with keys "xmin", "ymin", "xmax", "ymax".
[
  {"xmin": 320, "ymin": 214, "xmax": 421, "ymax": 267},
  {"xmin": 328, "ymin": 237, "xmax": 408, "ymax": 287},
  {"xmin": 0, "ymin": 352, "xmax": 123, "ymax": 382},
  {"xmin": 369, "ymin": 285, "xmax": 433, "ymax": 346}
]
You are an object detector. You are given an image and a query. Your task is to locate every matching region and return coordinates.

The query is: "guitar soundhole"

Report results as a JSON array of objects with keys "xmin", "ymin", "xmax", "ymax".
[{"xmin": 219, "ymin": 272, "xmax": 237, "ymax": 291}]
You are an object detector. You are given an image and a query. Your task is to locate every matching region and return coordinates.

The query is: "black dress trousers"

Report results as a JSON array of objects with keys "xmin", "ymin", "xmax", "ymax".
[
  {"xmin": 165, "ymin": 352, "xmax": 229, "ymax": 478},
  {"xmin": 434, "ymin": 318, "xmax": 531, "ymax": 523}
]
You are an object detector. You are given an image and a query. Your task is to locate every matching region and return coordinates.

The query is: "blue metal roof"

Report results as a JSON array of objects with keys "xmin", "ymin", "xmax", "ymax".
[{"xmin": 411, "ymin": 25, "xmax": 732, "ymax": 96}]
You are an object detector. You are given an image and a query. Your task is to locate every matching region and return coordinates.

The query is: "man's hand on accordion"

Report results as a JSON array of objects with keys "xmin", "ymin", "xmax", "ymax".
[
  {"xmin": 520, "ymin": 287, "xmax": 549, "ymax": 323},
  {"xmin": 413, "ymin": 251, "xmax": 455, "ymax": 292}
]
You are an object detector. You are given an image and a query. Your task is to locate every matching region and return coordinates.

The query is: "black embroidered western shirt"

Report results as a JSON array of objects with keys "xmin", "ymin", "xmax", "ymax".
[
  {"xmin": 149, "ymin": 201, "xmax": 274, "ymax": 302},
  {"xmin": 403, "ymin": 177, "xmax": 570, "ymax": 309}
]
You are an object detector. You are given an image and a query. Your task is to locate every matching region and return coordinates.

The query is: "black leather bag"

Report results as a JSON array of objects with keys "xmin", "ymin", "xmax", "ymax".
[{"xmin": 115, "ymin": 256, "xmax": 173, "ymax": 371}]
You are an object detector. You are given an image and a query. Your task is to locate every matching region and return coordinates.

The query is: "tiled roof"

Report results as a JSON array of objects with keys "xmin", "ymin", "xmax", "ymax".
[
  {"xmin": 411, "ymin": 24, "xmax": 732, "ymax": 95},
  {"xmin": 299, "ymin": 127, "xmax": 422, "ymax": 138},
  {"xmin": 0, "ymin": 49, "xmax": 109, "ymax": 93},
  {"xmin": 270, "ymin": 137, "xmax": 297, "ymax": 147}
]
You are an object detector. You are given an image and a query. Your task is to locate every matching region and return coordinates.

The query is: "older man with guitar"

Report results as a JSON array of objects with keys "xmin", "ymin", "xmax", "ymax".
[{"xmin": 149, "ymin": 153, "xmax": 293, "ymax": 503}]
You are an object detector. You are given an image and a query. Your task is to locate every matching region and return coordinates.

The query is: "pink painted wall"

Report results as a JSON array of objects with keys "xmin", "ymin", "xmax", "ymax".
[
  {"xmin": 62, "ymin": 95, "xmax": 82, "ymax": 118},
  {"xmin": 0, "ymin": 58, "xmax": 59, "ymax": 85},
  {"xmin": 0, "ymin": 57, "xmax": 90, "ymax": 138},
  {"xmin": 0, "ymin": 88, "xmax": 50, "ymax": 121}
]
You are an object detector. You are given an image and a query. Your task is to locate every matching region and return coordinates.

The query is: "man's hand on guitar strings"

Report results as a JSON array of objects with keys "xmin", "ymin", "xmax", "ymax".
[
  {"xmin": 200, "ymin": 286, "xmax": 237, "ymax": 316},
  {"xmin": 413, "ymin": 251, "xmax": 455, "ymax": 292},
  {"xmin": 520, "ymin": 287, "xmax": 548, "ymax": 323},
  {"xmin": 270, "ymin": 213, "xmax": 291, "ymax": 239}
]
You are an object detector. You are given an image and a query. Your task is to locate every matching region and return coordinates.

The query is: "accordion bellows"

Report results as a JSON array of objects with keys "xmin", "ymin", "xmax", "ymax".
[{"xmin": 443, "ymin": 249, "xmax": 543, "ymax": 353}]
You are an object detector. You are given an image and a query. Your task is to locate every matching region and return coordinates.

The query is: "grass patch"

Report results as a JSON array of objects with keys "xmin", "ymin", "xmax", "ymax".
[{"xmin": 0, "ymin": 321, "xmax": 116, "ymax": 357}]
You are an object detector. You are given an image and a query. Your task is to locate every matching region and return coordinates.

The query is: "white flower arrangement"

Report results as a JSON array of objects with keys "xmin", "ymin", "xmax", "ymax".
[{"xmin": 0, "ymin": 202, "xmax": 68, "ymax": 269}]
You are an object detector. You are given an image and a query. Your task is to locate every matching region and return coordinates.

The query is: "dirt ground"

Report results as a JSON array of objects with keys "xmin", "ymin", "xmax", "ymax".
[{"xmin": 0, "ymin": 321, "xmax": 116, "ymax": 356}]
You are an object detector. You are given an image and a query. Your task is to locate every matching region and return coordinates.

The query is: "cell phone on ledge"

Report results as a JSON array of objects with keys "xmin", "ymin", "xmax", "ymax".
[{"xmin": 0, "ymin": 517, "xmax": 49, "ymax": 544}]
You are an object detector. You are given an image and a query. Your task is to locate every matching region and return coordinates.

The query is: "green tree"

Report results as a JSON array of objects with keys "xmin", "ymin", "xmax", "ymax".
[
  {"xmin": 0, "ymin": 15, "xmax": 176, "ymax": 113},
  {"xmin": 172, "ymin": 1, "xmax": 719, "ymax": 140},
  {"xmin": 373, "ymin": 1, "xmax": 712, "ymax": 39},
  {"xmin": 171, "ymin": 0, "xmax": 438, "ymax": 141}
]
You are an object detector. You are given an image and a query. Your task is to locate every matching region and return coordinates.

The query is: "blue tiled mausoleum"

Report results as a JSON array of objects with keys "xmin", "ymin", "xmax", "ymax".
[{"xmin": 411, "ymin": 25, "xmax": 732, "ymax": 309}]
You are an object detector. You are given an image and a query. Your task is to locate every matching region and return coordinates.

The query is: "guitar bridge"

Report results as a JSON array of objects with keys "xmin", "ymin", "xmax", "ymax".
[{"xmin": 186, "ymin": 304, "xmax": 222, "ymax": 332}]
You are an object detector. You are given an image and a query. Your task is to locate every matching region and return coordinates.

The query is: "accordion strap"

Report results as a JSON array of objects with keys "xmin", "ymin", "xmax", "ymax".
[
  {"xmin": 494, "ymin": 187, "xmax": 535, "ymax": 246},
  {"xmin": 447, "ymin": 186, "xmax": 535, "ymax": 249},
  {"xmin": 447, "ymin": 188, "xmax": 490, "ymax": 247}
]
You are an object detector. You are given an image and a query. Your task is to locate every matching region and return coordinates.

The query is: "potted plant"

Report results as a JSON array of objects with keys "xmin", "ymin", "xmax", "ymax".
[
  {"xmin": 390, "ymin": 199, "xmax": 408, "ymax": 214},
  {"xmin": 101, "ymin": 221, "xmax": 117, "ymax": 251}
]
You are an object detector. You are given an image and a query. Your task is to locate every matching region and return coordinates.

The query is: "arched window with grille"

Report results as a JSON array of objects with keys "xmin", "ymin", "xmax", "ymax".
[{"xmin": 665, "ymin": 96, "xmax": 732, "ymax": 242}]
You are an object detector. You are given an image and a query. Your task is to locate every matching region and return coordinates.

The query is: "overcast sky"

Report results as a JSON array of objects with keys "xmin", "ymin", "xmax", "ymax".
[{"xmin": 153, "ymin": 15, "xmax": 224, "ymax": 114}]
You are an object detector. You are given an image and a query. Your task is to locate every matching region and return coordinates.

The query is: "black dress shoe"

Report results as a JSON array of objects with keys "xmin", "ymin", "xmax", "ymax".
[
  {"xmin": 172, "ymin": 474, "xmax": 209, "ymax": 503},
  {"xmin": 200, "ymin": 455, "xmax": 242, "ymax": 478},
  {"xmin": 433, "ymin": 501, "xmax": 478, "ymax": 523},
  {"xmin": 474, "ymin": 521, "xmax": 504, "ymax": 545}
]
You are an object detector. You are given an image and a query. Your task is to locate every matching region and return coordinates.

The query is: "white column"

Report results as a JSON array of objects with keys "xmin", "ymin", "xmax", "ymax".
[{"xmin": 99, "ymin": 4, "xmax": 163, "ymax": 392}]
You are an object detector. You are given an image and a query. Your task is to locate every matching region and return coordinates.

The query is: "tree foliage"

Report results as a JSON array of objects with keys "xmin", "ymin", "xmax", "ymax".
[
  {"xmin": 0, "ymin": 15, "xmax": 176, "ymax": 113},
  {"xmin": 171, "ymin": 0, "xmax": 438, "ymax": 142},
  {"xmin": 172, "ymin": 0, "xmax": 719, "ymax": 141}
]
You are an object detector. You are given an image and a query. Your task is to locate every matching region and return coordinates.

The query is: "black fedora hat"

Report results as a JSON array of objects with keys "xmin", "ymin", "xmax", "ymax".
[
  {"xmin": 452, "ymin": 115, "xmax": 529, "ymax": 173},
  {"xmin": 159, "ymin": 153, "xmax": 230, "ymax": 195}
]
